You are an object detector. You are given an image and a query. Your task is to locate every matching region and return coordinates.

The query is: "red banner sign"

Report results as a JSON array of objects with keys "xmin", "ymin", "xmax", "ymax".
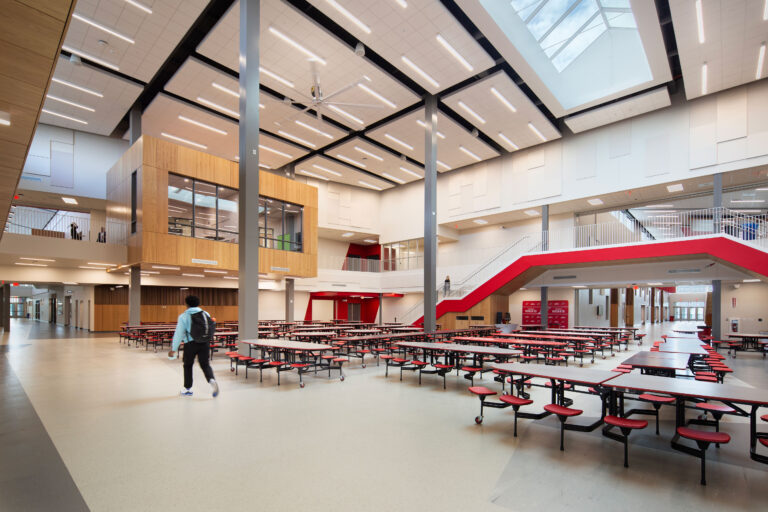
[{"xmin": 522, "ymin": 300, "xmax": 569, "ymax": 328}]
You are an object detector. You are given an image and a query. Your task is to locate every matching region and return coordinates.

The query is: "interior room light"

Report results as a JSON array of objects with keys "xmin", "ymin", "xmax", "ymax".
[
  {"xmin": 178, "ymin": 115, "xmax": 227, "ymax": 135},
  {"xmin": 490, "ymin": 87, "xmax": 516, "ymax": 112},
  {"xmin": 278, "ymin": 130, "xmax": 316, "ymax": 148},
  {"xmin": 341, "ymin": 232, "xmax": 354, "ymax": 237},
  {"xmin": 312, "ymin": 164, "xmax": 342, "ymax": 176},
  {"xmin": 667, "ymin": 183, "xmax": 684, "ymax": 193},
  {"xmin": 647, "ymin": 282, "xmax": 663, "ymax": 286},
  {"xmin": 212, "ymin": 82, "xmax": 240, "ymax": 97},
  {"xmin": 51, "ymin": 78, "xmax": 103, "ymax": 97},
  {"xmin": 327, "ymin": 105, "xmax": 364, "ymax": 124},
  {"xmin": 259, "ymin": 66, "xmax": 294, "ymax": 88},
  {"xmin": 20, "ymin": 257, "xmax": 55, "ymax": 262},
  {"xmin": 298, "ymin": 169, "xmax": 330, "ymax": 181},
  {"xmin": 743, "ymin": 279, "xmax": 761, "ymax": 283},
  {"xmin": 731, "ymin": 199, "xmax": 766, "ymax": 203},
  {"xmin": 296, "ymin": 120, "xmax": 333, "ymax": 139},
  {"xmin": 498, "ymin": 132, "xmax": 518, "ymax": 150},
  {"xmin": 436, "ymin": 34, "xmax": 473, "ymax": 71},
  {"xmin": 71, "ymin": 13, "xmax": 135, "ymax": 44},
  {"xmin": 269, "ymin": 27, "xmax": 327, "ymax": 65},
  {"xmin": 125, "ymin": 0, "xmax": 152, "ymax": 14},
  {"xmin": 701, "ymin": 63, "xmax": 708, "ymax": 95},
  {"xmin": 401, "ymin": 55, "xmax": 439, "ymax": 88},
  {"xmin": 16, "ymin": 262, "xmax": 48, "ymax": 267},
  {"xmin": 357, "ymin": 83, "xmax": 396, "ymax": 108},
  {"xmin": 384, "ymin": 133, "xmax": 413, "ymax": 151},
  {"xmin": 363, "ymin": 239, "xmax": 377, "ymax": 243},
  {"xmin": 203, "ymin": 269, "xmax": 227, "ymax": 274},
  {"xmin": 457, "ymin": 101, "xmax": 486, "ymax": 124},
  {"xmin": 528, "ymin": 122, "xmax": 547, "ymax": 142},
  {"xmin": 326, "ymin": 0, "xmax": 371, "ymax": 34},
  {"xmin": 46, "ymin": 95, "xmax": 94, "ymax": 112},
  {"xmin": 223, "ymin": 276, "xmax": 239, "ymax": 280},
  {"xmin": 587, "ymin": 198, "xmax": 603, "ymax": 206},
  {"xmin": 336, "ymin": 154, "xmax": 366, "ymax": 168},
  {"xmin": 152, "ymin": 265, "xmax": 180, "ymax": 270},
  {"xmin": 161, "ymin": 132, "xmax": 207, "ymax": 150},
  {"xmin": 358, "ymin": 180, "xmax": 383, "ymax": 190},
  {"xmin": 259, "ymin": 144, "xmax": 292, "ymax": 158},
  {"xmin": 436, "ymin": 160, "xmax": 451, "ymax": 170},
  {"xmin": 182, "ymin": 273, "xmax": 205, "ymax": 278},
  {"xmin": 459, "ymin": 146, "xmax": 481, "ymax": 161},
  {"xmin": 62, "ymin": 197, "xmax": 78, "ymax": 204},
  {"xmin": 473, "ymin": 219, "xmax": 488, "ymax": 225},
  {"xmin": 353, "ymin": 146, "xmax": 383, "ymax": 161},
  {"xmin": 394, "ymin": 0, "xmax": 407, "ymax": 7},
  {"xmin": 42, "ymin": 109, "xmax": 87, "ymax": 124},
  {"xmin": 764, "ymin": 0, "xmax": 768, "ymax": 20},
  {"xmin": 62, "ymin": 45, "xmax": 119, "ymax": 70},
  {"xmin": 196, "ymin": 97, "xmax": 239, "ymax": 118},
  {"xmin": 382, "ymin": 173, "xmax": 404, "ymax": 184},
  {"xmin": 695, "ymin": 0, "xmax": 705, "ymax": 44},
  {"xmin": 572, "ymin": 285, "xmax": 587, "ymax": 288},
  {"xmin": 416, "ymin": 119, "xmax": 445, "ymax": 139},
  {"xmin": 399, "ymin": 166, "xmax": 422, "ymax": 178},
  {"xmin": 524, "ymin": 209, "xmax": 539, "ymax": 216},
  {"xmin": 0, "ymin": 111, "xmax": 11, "ymax": 126},
  {"xmin": 757, "ymin": 43, "xmax": 766, "ymax": 80}
]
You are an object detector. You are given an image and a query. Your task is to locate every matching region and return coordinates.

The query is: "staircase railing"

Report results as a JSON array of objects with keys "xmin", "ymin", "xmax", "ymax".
[{"xmin": 398, "ymin": 207, "xmax": 767, "ymax": 324}]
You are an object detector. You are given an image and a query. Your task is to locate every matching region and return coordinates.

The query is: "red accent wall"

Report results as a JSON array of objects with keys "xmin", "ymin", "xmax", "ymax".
[
  {"xmin": 303, "ymin": 292, "xmax": 401, "ymax": 322},
  {"xmin": 345, "ymin": 243, "xmax": 381, "ymax": 259}
]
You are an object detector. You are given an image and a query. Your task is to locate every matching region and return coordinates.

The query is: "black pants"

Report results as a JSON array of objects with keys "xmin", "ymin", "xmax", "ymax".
[{"xmin": 183, "ymin": 342, "xmax": 214, "ymax": 389}]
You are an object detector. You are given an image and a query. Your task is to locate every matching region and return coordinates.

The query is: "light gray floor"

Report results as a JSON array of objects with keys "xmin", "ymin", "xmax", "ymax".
[{"xmin": 2, "ymin": 319, "xmax": 767, "ymax": 511}]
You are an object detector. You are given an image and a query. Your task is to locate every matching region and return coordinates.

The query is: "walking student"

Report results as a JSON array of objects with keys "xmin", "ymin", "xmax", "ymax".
[{"xmin": 168, "ymin": 295, "xmax": 219, "ymax": 397}]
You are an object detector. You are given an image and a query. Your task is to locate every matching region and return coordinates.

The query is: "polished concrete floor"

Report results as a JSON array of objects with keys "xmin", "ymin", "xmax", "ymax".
[{"xmin": 1, "ymin": 319, "xmax": 767, "ymax": 511}]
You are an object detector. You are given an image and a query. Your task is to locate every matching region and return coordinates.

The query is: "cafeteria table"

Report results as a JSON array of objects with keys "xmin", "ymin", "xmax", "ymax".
[
  {"xmin": 726, "ymin": 333, "xmax": 768, "ymax": 356},
  {"xmin": 243, "ymin": 339, "xmax": 336, "ymax": 387},
  {"xmin": 621, "ymin": 352, "xmax": 691, "ymax": 377},
  {"xmin": 396, "ymin": 341, "xmax": 522, "ymax": 369},
  {"xmin": 656, "ymin": 340, "xmax": 709, "ymax": 355}
]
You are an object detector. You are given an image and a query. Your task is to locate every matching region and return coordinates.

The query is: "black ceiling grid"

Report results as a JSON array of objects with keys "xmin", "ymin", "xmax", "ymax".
[
  {"xmin": 655, "ymin": 0, "xmax": 683, "ymax": 93},
  {"xmin": 59, "ymin": 49, "xmax": 147, "ymax": 88},
  {"xmin": 110, "ymin": 0, "xmax": 237, "ymax": 138},
  {"xmin": 437, "ymin": 101, "xmax": 507, "ymax": 155}
]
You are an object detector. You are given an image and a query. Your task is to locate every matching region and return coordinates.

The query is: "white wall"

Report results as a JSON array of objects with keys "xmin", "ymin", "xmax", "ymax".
[
  {"xmin": 311, "ymin": 300, "xmax": 334, "ymax": 321},
  {"xmin": 576, "ymin": 288, "xmax": 611, "ymax": 327},
  {"xmin": 20, "ymin": 124, "xmax": 128, "ymax": 199},
  {"xmin": 382, "ymin": 293, "xmax": 423, "ymax": 323},
  {"xmin": 721, "ymin": 282, "xmax": 768, "ymax": 335}
]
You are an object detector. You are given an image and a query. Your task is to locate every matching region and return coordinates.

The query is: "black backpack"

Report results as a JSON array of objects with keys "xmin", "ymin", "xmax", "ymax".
[{"xmin": 189, "ymin": 311, "xmax": 216, "ymax": 343}]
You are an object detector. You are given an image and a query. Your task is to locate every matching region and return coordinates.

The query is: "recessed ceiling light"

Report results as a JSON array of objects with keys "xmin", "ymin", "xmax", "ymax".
[
  {"xmin": 394, "ymin": 0, "xmax": 407, "ymax": 7},
  {"xmin": 647, "ymin": 282, "xmax": 663, "ymax": 286},
  {"xmin": 341, "ymin": 232, "xmax": 355, "ymax": 238},
  {"xmin": 458, "ymin": 101, "xmax": 486, "ymax": 124},
  {"xmin": 498, "ymin": 132, "xmax": 518, "ymax": 150},
  {"xmin": 415, "ymin": 119, "xmax": 446, "ymax": 139},
  {"xmin": 178, "ymin": 115, "xmax": 227, "ymax": 135},
  {"xmin": 162, "ymin": 132, "xmax": 207, "ymax": 150},
  {"xmin": 358, "ymin": 180, "xmax": 383, "ymax": 191},
  {"xmin": 182, "ymin": 273, "xmax": 205, "ymax": 278},
  {"xmin": 278, "ymin": 130, "xmax": 316, "ymax": 148},
  {"xmin": 41, "ymin": 109, "xmax": 87, "ymax": 124},
  {"xmin": 125, "ymin": 0, "xmax": 152, "ymax": 14},
  {"xmin": 382, "ymin": 172, "xmax": 404, "ymax": 184},
  {"xmin": 19, "ymin": 257, "xmax": 55, "ymax": 262},
  {"xmin": 364, "ymin": 239, "xmax": 377, "ymax": 243},
  {"xmin": 695, "ymin": 0, "xmax": 705, "ymax": 44},
  {"xmin": 756, "ymin": 187, "xmax": 768, "ymax": 191},
  {"xmin": 490, "ymin": 87, "xmax": 516, "ymax": 112},
  {"xmin": 353, "ymin": 146, "xmax": 383, "ymax": 162},
  {"xmin": 298, "ymin": 169, "xmax": 330, "ymax": 181},
  {"xmin": 71, "ymin": 13, "xmax": 135, "ymax": 44},
  {"xmin": 140, "ymin": 270, "xmax": 160, "ymax": 274},
  {"xmin": 87, "ymin": 262, "xmax": 116, "ymax": 266},
  {"xmin": 63, "ymin": 282, "xmax": 78, "ymax": 285},
  {"xmin": 459, "ymin": 146, "xmax": 481, "ymax": 161},
  {"xmin": 16, "ymin": 262, "xmax": 48, "ymax": 267},
  {"xmin": 223, "ymin": 276, "xmax": 239, "ymax": 280},
  {"xmin": 437, "ymin": 160, "xmax": 451, "ymax": 171},
  {"xmin": 743, "ymin": 278, "xmax": 761, "ymax": 283},
  {"xmin": 259, "ymin": 144, "xmax": 292, "ymax": 158},
  {"xmin": 384, "ymin": 133, "xmax": 413, "ymax": 151},
  {"xmin": 401, "ymin": 55, "xmax": 439, "ymax": 88},
  {"xmin": 152, "ymin": 265, "xmax": 180, "ymax": 270},
  {"xmin": 203, "ymin": 269, "xmax": 227, "ymax": 274},
  {"xmin": 436, "ymin": 34, "xmax": 473, "ymax": 71},
  {"xmin": 62, "ymin": 197, "xmax": 78, "ymax": 204},
  {"xmin": 336, "ymin": 154, "xmax": 366, "ymax": 168},
  {"xmin": 587, "ymin": 198, "xmax": 604, "ymax": 206},
  {"xmin": 51, "ymin": 78, "xmax": 103, "ymax": 97},
  {"xmin": 269, "ymin": 27, "xmax": 327, "ymax": 65},
  {"xmin": 528, "ymin": 122, "xmax": 547, "ymax": 142},
  {"xmin": 46, "ymin": 95, "xmax": 94, "ymax": 112},
  {"xmin": 212, "ymin": 82, "xmax": 239, "ymax": 97},
  {"xmin": 62, "ymin": 45, "xmax": 119, "ymax": 70},
  {"xmin": 524, "ymin": 209, "xmax": 539, "ymax": 216},
  {"xmin": 259, "ymin": 66, "xmax": 294, "ymax": 88},
  {"xmin": 327, "ymin": 105, "xmax": 363, "ymax": 124},
  {"xmin": 357, "ymin": 83, "xmax": 396, "ymax": 108},
  {"xmin": 196, "ymin": 97, "xmax": 239, "ymax": 118},
  {"xmin": 312, "ymin": 164, "xmax": 341, "ymax": 176},
  {"xmin": 701, "ymin": 63, "xmax": 707, "ymax": 95},
  {"xmin": 764, "ymin": 0, "xmax": 768, "ymax": 20},
  {"xmin": 731, "ymin": 199, "xmax": 765, "ymax": 203},
  {"xmin": 259, "ymin": 163, "xmax": 271, "ymax": 169},
  {"xmin": 78, "ymin": 265, "xmax": 107, "ymax": 270},
  {"xmin": 757, "ymin": 43, "xmax": 766, "ymax": 80},
  {"xmin": 473, "ymin": 219, "xmax": 488, "ymax": 225},
  {"xmin": 643, "ymin": 204, "xmax": 674, "ymax": 208},
  {"xmin": 572, "ymin": 285, "xmax": 586, "ymax": 288},
  {"xmin": 399, "ymin": 166, "xmax": 422, "ymax": 178},
  {"xmin": 667, "ymin": 183, "xmax": 684, "ymax": 193},
  {"xmin": 295, "ymin": 120, "xmax": 332, "ymax": 139},
  {"xmin": 326, "ymin": 0, "xmax": 371, "ymax": 34}
]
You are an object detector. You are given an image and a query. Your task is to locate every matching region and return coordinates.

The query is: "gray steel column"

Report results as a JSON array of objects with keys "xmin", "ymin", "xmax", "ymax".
[
  {"xmin": 1, "ymin": 283, "xmax": 9, "ymax": 331},
  {"xmin": 285, "ymin": 279, "xmax": 294, "ymax": 322},
  {"xmin": 129, "ymin": 266, "xmax": 141, "ymax": 326},
  {"xmin": 541, "ymin": 204, "xmax": 549, "ymax": 251},
  {"xmin": 423, "ymin": 94, "xmax": 438, "ymax": 333},
  {"xmin": 712, "ymin": 280, "xmax": 721, "ymax": 340},
  {"xmin": 129, "ymin": 106, "xmax": 142, "ymax": 146},
  {"xmin": 238, "ymin": 0, "xmax": 260, "ymax": 344},
  {"xmin": 713, "ymin": 173, "xmax": 722, "ymax": 234},
  {"xmin": 540, "ymin": 286, "xmax": 548, "ymax": 328},
  {"xmin": 378, "ymin": 293, "xmax": 383, "ymax": 325}
]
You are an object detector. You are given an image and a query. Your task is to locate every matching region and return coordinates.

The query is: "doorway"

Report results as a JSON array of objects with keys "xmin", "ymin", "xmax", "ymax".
[
  {"xmin": 641, "ymin": 305, "xmax": 646, "ymax": 325},
  {"xmin": 64, "ymin": 296, "xmax": 71, "ymax": 326},
  {"xmin": 347, "ymin": 303, "xmax": 361, "ymax": 322}
]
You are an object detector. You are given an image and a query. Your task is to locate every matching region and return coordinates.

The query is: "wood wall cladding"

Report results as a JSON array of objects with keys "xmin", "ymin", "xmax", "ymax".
[
  {"xmin": 437, "ymin": 294, "xmax": 509, "ymax": 330},
  {"xmin": 95, "ymin": 284, "xmax": 129, "ymax": 305},
  {"xmin": 106, "ymin": 135, "xmax": 318, "ymax": 277},
  {"xmin": 95, "ymin": 305, "xmax": 128, "ymax": 331}
]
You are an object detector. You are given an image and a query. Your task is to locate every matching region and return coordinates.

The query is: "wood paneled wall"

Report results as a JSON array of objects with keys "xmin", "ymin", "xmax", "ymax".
[
  {"xmin": 438, "ymin": 294, "xmax": 509, "ymax": 330},
  {"xmin": 106, "ymin": 135, "xmax": 318, "ymax": 277}
]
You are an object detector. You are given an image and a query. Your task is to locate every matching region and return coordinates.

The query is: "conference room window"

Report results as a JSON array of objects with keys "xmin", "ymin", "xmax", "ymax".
[
  {"xmin": 193, "ymin": 180, "xmax": 218, "ymax": 240},
  {"xmin": 168, "ymin": 174, "xmax": 194, "ymax": 237},
  {"xmin": 217, "ymin": 185, "xmax": 239, "ymax": 243},
  {"xmin": 259, "ymin": 197, "xmax": 303, "ymax": 252}
]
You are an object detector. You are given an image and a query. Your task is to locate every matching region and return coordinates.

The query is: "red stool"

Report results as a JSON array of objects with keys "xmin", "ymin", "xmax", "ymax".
[
  {"xmin": 603, "ymin": 416, "xmax": 648, "ymax": 467},
  {"xmin": 675, "ymin": 427, "xmax": 731, "ymax": 485},
  {"xmin": 468, "ymin": 386, "xmax": 497, "ymax": 424},
  {"xmin": 499, "ymin": 394, "xmax": 534, "ymax": 437},
  {"xmin": 694, "ymin": 402, "xmax": 735, "ymax": 447},
  {"xmin": 543, "ymin": 403, "xmax": 583, "ymax": 451}
]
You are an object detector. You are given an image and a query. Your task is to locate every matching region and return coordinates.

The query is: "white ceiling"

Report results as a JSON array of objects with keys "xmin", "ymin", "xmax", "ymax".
[
  {"xmin": 197, "ymin": 0, "xmax": 421, "ymax": 128},
  {"xmin": 305, "ymin": 0, "xmax": 496, "ymax": 94},
  {"xmin": 295, "ymin": 155, "xmax": 394, "ymax": 190},
  {"xmin": 367, "ymin": 108, "xmax": 500, "ymax": 170},
  {"xmin": 669, "ymin": 0, "xmax": 768, "ymax": 100},
  {"xmin": 42, "ymin": 55, "xmax": 143, "ymax": 135},
  {"xmin": 329, "ymin": 137, "xmax": 424, "ymax": 185},
  {"xmin": 564, "ymin": 86, "xmax": 672, "ymax": 134},
  {"xmin": 441, "ymin": 71, "xmax": 561, "ymax": 151}
]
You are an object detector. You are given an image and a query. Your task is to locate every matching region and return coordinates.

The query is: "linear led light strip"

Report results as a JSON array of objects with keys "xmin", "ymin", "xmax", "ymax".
[
  {"xmin": 459, "ymin": 146, "xmax": 481, "ymax": 161},
  {"xmin": 19, "ymin": 257, "xmax": 55, "ymax": 262},
  {"xmin": 394, "ymin": 0, "xmax": 407, "ymax": 7},
  {"xmin": 259, "ymin": 144, "xmax": 292, "ymax": 158},
  {"xmin": 399, "ymin": 166, "xmax": 422, "ymax": 178},
  {"xmin": 296, "ymin": 120, "xmax": 332, "ymax": 139},
  {"xmin": 358, "ymin": 83, "xmax": 396, "ymax": 108},
  {"xmin": 51, "ymin": 78, "xmax": 103, "ymax": 97},
  {"xmin": 72, "ymin": 13, "xmax": 134, "ymax": 44},
  {"xmin": 490, "ymin": 87, "xmax": 516, "ymax": 112},
  {"xmin": 437, "ymin": 160, "xmax": 451, "ymax": 170},
  {"xmin": 701, "ymin": 63, "xmax": 708, "ymax": 95},
  {"xmin": 528, "ymin": 122, "xmax": 547, "ymax": 142},
  {"xmin": 299, "ymin": 169, "xmax": 329, "ymax": 181},
  {"xmin": 326, "ymin": 0, "xmax": 371, "ymax": 34},
  {"xmin": 46, "ymin": 94, "xmax": 94, "ymax": 112},
  {"xmin": 354, "ymin": 146, "xmax": 383, "ymax": 161},
  {"xmin": 312, "ymin": 163, "xmax": 341, "ymax": 176},
  {"xmin": 212, "ymin": 82, "xmax": 239, "ymax": 97},
  {"xmin": 384, "ymin": 133, "xmax": 413, "ymax": 151},
  {"xmin": 327, "ymin": 105, "xmax": 363, "ymax": 125},
  {"xmin": 62, "ymin": 45, "xmax": 119, "ymax": 71},
  {"xmin": 498, "ymin": 132, "xmax": 518, "ymax": 150},
  {"xmin": 162, "ymin": 132, "xmax": 207, "ymax": 150},
  {"xmin": 358, "ymin": 180, "xmax": 382, "ymax": 190},
  {"xmin": 757, "ymin": 43, "xmax": 766, "ymax": 80},
  {"xmin": 259, "ymin": 67, "xmax": 294, "ymax": 88},
  {"xmin": 278, "ymin": 130, "xmax": 316, "ymax": 148},
  {"xmin": 382, "ymin": 172, "xmax": 404, "ymax": 184},
  {"xmin": 41, "ymin": 109, "xmax": 87, "ymax": 124},
  {"xmin": 197, "ymin": 97, "xmax": 239, "ymax": 118},
  {"xmin": 336, "ymin": 153, "xmax": 366, "ymax": 168},
  {"xmin": 401, "ymin": 55, "xmax": 439, "ymax": 88},
  {"xmin": 268, "ymin": 27, "xmax": 326, "ymax": 65},
  {"xmin": 125, "ymin": 0, "xmax": 152, "ymax": 14},
  {"xmin": 178, "ymin": 115, "xmax": 227, "ymax": 135},
  {"xmin": 436, "ymin": 34, "xmax": 472, "ymax": 71},
  {"xmin": 416, "ymin": 119, "xmax": 445, "ymax": 139},
  {"xmin": 695, "ymin": 0, "xmax": 705, "ymax": 44},
  {"xmin": 458, "ymin": 100, "xmax": 485, "ymax": 124}
]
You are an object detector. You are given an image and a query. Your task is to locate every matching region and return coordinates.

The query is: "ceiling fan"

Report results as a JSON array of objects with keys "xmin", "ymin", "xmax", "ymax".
[{"xmin": 274, "ymin": 59, "xmax": 385, "ymax": 128}]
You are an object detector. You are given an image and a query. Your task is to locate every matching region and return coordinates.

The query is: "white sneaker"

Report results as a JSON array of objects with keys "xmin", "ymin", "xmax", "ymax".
[
  {"xmin": 209, "ymin": 379, "xmax": 219, "ymax": 398},
  {"xmin": 180, "ymin": 388, "xmax": 193, "ymax": 397}
]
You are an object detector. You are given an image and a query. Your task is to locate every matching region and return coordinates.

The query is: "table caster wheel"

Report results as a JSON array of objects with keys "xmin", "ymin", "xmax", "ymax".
[
  {"xmin": 475, "ymin": 416, "xmax": 483, "ymax": 425},
  {"xmin": 300, "ymin": 382, "xmax": 305, "ymax": 388},
  {"xmin": 230, "ymin": 368, "xmax": 235, "ymax": 372},
  {"xmin": 340, "ymin": 375, "xmax": 345, "ymax": 381},
  {"xmin": 362, "ymin": 364, "xmax": 366, "ymax": 368},
  {"xmin": 502, "ymin": 390, "xmax": 508, "ymax": 395}
]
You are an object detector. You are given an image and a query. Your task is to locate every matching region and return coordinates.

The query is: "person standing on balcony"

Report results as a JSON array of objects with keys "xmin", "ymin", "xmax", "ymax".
[
  {"xmin": 444, "ymin": 275, "xmax": 451, "ymax": 297},
  {"xmin": 69, "ymin": 222, "xmax": 78, "ymax": 240},
  {"xmin": 97, "ymin": 227, "xmax": 106, "ymax": 243}
]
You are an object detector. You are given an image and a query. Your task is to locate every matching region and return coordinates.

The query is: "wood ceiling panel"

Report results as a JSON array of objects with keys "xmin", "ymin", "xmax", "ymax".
[
  {"xmin": 0, "ymin": 0, "xmax": 66, "ymax": 58},
  {"xmin": 0, "ymin": 39, "xmax": 54, "ymax": 89},
  {"xmin": 17, "ymin": 0, "xmax": 73, "ymax": 21}
]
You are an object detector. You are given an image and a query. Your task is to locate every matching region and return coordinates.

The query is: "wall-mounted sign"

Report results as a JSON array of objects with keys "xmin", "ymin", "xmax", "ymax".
[
  {"xmin": 522, "ymin": 300, "xmax": 569, "ymax": 328},
  {"xmin": 191, "ymin": 258, "xmax": 218, "ymax": 265}
]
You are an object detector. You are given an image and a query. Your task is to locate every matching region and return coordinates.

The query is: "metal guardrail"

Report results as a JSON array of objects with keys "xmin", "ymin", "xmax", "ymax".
[{"xmin": 4, "ymin": 205, "xmax": 127, "ymax": 245}]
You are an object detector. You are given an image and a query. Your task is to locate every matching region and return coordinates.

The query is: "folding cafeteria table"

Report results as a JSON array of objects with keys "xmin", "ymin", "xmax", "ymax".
[
  {"xmin": 242, "ymin": 339, "xmax": 336, "ymax": 387},
  {"xmin": 621, "ymin": 352, "xmax": 691, "ymax": 377},
  {"xmin": 726, "ymin": 333, "xmax": 768, "ymax": 355}
]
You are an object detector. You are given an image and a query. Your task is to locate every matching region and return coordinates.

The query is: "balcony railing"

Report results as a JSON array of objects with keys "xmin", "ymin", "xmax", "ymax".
[{"xmin": 5, "ymin": 206, "xmax": 127, "ymax": 245}]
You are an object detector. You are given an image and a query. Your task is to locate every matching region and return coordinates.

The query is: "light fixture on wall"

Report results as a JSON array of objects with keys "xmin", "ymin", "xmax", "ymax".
[{"xmin": 0, "ymin": 111, "xmax": 11, "ymax": 126}]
